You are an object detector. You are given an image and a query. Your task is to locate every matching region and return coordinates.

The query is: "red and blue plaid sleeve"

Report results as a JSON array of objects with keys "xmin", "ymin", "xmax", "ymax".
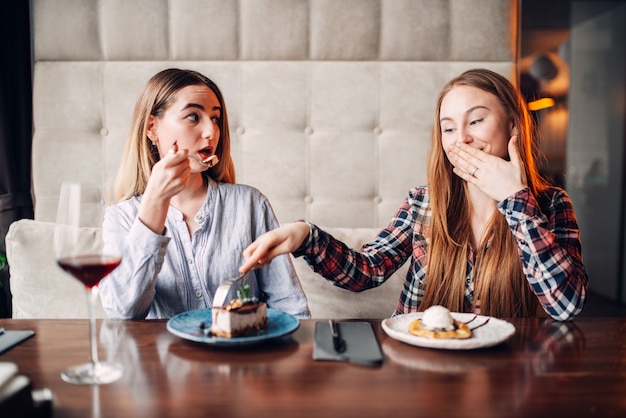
[
  {"xmin": 293, "ymin": 189, "xmax": 422, "ymax": 293},
  {"xmin": 498, "ymin": 187, "xmax": 588, "ymax": 321}
]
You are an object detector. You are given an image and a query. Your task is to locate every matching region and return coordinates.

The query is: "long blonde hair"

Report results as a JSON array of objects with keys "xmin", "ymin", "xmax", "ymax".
[
  {"xmin": 421, "ymin": 69, "xmax": 549, "ymax": 317},
  {"xmin": 115, "ymin": 69, "xmax": 236, "ymax": 201}
]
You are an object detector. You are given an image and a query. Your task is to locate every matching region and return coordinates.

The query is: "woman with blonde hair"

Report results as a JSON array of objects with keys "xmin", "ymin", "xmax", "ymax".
[
  {"xmin": 100, "ymin": 68, "xmax": 309, "ymax": 319},
  {"xmin": 240, "ymin": 68, "xmax": 587, "ymax": 320}
]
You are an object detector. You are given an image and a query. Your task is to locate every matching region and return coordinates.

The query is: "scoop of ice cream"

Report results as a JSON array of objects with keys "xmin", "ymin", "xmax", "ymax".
[{"xmin": 421, "ymin": 305, "xmax": 455, "ymax": 330}]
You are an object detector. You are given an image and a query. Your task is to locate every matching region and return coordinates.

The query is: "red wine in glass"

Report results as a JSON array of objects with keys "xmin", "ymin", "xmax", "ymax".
[
  {"xmin": 54, "ymin": 181, "xmax": 124, "ymax": 384},
  {"xmin": 57, "ymin": 254, "xmax": 122, "ymax": 289}
]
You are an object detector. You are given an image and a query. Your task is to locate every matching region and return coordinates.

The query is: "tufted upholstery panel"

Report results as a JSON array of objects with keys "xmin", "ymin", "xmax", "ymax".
[
  {"xmin": 31, "ymin": 0, "xmax": 518, "ymax": 227},
  {"xmin": 8, "ymin": 0, "xmax": 518, "ymax": 318},
  {"xmin": 34, "ymin": 0, "xmax": 517, "ymax": 62}
]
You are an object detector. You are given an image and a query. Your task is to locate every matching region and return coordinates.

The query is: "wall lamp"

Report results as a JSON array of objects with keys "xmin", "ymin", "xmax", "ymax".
[{"xmin": 528, "ymin": 97, "xmax": 556, "ymax": 111}]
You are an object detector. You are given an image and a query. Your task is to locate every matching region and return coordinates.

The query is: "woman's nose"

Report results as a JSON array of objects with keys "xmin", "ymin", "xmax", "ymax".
[
  {"xmin": 456, "ymin": 127, "xmax": 473, "ymax": 144},
  {"xmin": 203, "ymin": 119, "xmax": 217, "ymax": 139}
]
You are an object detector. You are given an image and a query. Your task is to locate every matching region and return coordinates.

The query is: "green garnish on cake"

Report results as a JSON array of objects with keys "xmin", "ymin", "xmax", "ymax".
[{"xmin": 236, "ymin": 284, "xmax": 258, "ymax": 305}]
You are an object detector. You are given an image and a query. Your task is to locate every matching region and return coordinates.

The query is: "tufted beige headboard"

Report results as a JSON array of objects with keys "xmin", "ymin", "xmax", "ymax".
[
  {"xmin": 31, "ymin": 0, "xmax": 518, "ymax": 228},
  {"xmin": 7, "ymin": 0, "xmax": 519, "ymax": 319}
]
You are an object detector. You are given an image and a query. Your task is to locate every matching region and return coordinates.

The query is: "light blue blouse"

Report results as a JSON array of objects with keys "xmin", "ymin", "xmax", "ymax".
[{"xmin": 99, "ymin": 179, "xmax": 310, "ymax": 320}]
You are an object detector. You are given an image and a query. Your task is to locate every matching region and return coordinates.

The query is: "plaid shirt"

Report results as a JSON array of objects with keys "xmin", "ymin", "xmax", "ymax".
[{"xmin": 294, "ymin": 187, "xmax": 588, "ymax": 321}]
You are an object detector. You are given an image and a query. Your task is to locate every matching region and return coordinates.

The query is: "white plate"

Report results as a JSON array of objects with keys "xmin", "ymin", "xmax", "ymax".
[{"xmin": 382, "ymin": 312, "xmax": 515, "ymax": 350}]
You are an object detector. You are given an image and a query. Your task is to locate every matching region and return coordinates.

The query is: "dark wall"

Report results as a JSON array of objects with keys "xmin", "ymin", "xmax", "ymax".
[{"xmin": 0, "ymin": 0, "xmax": 35, "ymax": 317}]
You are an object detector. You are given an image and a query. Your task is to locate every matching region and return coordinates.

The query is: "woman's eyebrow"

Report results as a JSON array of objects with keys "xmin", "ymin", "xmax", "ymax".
[
  {"xmin": 180, "ymin": 103, "xmax": 221, "ymax": 113},
  {"xmin": 466, "ymin": 105, "xmax": 489, "ymax": 114},
  {"xmin": 440, "ymin": 105, "xmax": 489, "ymax": 123}
]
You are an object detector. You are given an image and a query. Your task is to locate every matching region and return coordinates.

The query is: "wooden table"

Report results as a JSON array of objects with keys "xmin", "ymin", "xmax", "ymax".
[{"xmin": 1, "ymin": 317, "xmax": 625, "ymax": 418}]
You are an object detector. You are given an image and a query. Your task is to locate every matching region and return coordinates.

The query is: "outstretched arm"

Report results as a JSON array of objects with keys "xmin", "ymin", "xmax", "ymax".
[{"xmin": 240, "ymin": 221, "xmax": 310, "ymax": 273}]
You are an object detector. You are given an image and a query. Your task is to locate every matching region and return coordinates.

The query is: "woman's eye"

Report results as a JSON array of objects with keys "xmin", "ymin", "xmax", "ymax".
[
  {"xmin": 469, "ymin": 118, "xmax": 483, "ymax": 126},
  {"xmin": 211, "ymin": 116, "xmax": 220, "ymax": 124},
  {"xmin": 187, "ymin": 113, "xmax": 199, "ymax": 122},
  {"xmin": 442, "ymin": 127, "xmax": 454, "ymax": 133}
]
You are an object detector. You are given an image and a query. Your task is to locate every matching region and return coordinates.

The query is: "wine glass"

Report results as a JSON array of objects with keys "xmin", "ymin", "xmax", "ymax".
[{"xmin": 54, "ymin": 181, "xmax": 123, "ymax": 384}]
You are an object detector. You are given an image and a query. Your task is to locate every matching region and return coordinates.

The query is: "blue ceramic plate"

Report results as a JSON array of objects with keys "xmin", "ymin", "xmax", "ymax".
[{"xmin": 166, "ymin": 308, "xmax": 300, "ymax": 346}]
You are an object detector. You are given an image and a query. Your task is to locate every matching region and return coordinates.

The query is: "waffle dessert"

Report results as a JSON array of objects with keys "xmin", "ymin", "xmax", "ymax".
[{"xmin": 408, "ymin": 305, "xmax": 472, "ymax": 339}]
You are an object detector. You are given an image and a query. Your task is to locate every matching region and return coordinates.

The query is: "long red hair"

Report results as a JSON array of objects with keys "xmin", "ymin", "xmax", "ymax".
[{"xmin": 421, "ymin": 69, "xmax": 549, "ymax": 317}]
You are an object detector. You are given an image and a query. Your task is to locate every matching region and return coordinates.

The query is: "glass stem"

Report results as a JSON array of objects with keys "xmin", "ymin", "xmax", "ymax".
[{"xmin": 87, "ymin": 286, "xmax": 100, "ymax": 366}]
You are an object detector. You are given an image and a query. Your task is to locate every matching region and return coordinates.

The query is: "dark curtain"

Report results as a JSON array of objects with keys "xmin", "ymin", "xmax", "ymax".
[{"xmin": 0, "ymin": 1, "xmax": 34, "ymax": 318}]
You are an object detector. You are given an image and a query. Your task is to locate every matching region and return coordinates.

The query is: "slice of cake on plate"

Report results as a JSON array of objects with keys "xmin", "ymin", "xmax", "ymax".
[{"xmin": 210, "ymin": 284, "xmax": 268, "ymax": 338}]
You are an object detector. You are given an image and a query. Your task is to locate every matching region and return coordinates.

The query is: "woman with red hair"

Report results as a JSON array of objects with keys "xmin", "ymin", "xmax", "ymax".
[{"xmin": 241, "ymin": 68, "xmax": 588, "ymax": 321}]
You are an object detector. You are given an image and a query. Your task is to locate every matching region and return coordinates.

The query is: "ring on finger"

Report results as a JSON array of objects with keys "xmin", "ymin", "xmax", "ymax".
[{"xmin": 470, "ymin": 167, "xmax": 478, "ymax": 177}]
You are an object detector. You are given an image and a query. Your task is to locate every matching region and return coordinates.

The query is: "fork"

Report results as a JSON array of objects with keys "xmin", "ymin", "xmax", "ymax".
[{"xmin": 212, "ymin": 272, "xmax": 247, "ymax": 308}]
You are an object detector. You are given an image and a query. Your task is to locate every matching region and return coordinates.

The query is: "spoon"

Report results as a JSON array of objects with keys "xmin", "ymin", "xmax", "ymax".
[
  {"xmin": 170, "ymin": 141, "xmax": 219, "ymax": 168},
  {"xmin": 188, "ymin": 154, "xmax": 219, "ymax": 168}
]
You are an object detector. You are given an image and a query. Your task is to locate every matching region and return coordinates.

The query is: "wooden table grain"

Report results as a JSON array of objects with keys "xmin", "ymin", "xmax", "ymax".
[{"xmin": 1, "ymin": 317, "xmax": 624, "ymax": 418}]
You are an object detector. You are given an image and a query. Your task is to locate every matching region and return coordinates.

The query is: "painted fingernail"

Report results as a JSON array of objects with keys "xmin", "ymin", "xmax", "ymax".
[{"xmin": 169, "ymin": 140, "xmax": 178, "ymax": 154}]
